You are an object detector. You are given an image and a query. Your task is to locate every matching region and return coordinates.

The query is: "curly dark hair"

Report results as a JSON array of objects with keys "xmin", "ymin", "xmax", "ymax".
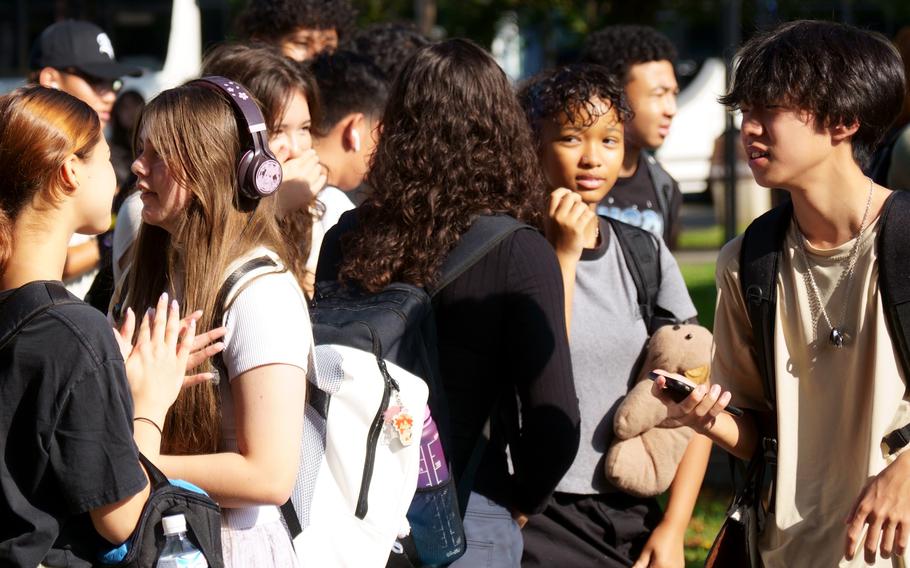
[
  {"xmin": 580, "ymin": 25, "xmax": 677, "ymax": 81},
  {"xmin": 347, "ymin": 21, "xmax": 431, "ymax": 82},
  {"xmin": 337, "ymin": 39, "xmax": 547, "ymax": 293},
  {"xmin": 235, "ymin": 0, "xmax": 356, "ymax": 42},
  {"xmin": 719, "ymin": 20, "xmax": 905, "ymax": 168},
  {"xmin": 518, "ymin": 64, "xmax": 634, "ymax": 145}
]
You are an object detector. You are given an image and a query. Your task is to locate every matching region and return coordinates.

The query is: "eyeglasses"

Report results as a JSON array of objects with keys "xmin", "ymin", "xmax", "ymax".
[{"xmin": 60, "ymin": 68, "xmax": 123, "ymax": 94}]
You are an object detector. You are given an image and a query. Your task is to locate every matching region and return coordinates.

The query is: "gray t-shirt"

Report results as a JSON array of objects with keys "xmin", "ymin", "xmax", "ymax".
[{"xmin": 556, "ymin": 217, "xmax": 697, "ymax": 494}]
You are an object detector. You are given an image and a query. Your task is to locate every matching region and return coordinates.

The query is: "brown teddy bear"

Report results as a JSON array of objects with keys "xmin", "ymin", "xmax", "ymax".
[{"xmin": 604, "ymin": 323, "xmax": 713, "ymax": 497}]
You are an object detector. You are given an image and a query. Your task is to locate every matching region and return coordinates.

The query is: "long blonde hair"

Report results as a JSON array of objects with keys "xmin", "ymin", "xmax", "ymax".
[{"xmin": 123, "ymin": 83, "xmax": 287, "ymax": 455}]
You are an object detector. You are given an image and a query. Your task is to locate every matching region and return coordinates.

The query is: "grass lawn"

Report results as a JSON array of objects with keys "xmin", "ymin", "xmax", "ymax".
[
  {"xmin": 681, "ymin": 486, "xmax": 731, "ymax": 567},
  {"xmin": 680, "ymin": 262, "xmax": 717, "ymax": 331}
]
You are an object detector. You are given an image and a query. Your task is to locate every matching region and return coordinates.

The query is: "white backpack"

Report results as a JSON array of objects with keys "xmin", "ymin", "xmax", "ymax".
[{"xmin": 285, "ymin": 343, "xmax": 428, "ymax": 567}]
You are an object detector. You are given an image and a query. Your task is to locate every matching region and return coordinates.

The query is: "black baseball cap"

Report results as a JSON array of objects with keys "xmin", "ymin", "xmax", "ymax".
[{"xmin": 30, "ymin": 20, "xmax": 142, "ymax": 80}]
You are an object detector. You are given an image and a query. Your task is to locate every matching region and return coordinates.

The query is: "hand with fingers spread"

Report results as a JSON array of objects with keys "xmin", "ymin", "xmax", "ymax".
[
  {"xmin": 546, "ymin": 188, "xmax": 598, "ymax": 261},
  {"xmin": 844, "ymin": 451, "xmax": 910, "ymax": 564},
  {"xmin": 650, "ymin": 370, "xmax": 733, "ymax": 433},
  {"xmin": 277, "ymin": 148, "xmax": 328, "ymax": 215},
  {"xmin": 122, "ymin": 292, "xmax": 196, "ymax": 427}
]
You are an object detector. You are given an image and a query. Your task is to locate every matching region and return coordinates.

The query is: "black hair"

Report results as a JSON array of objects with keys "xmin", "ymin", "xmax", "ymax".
[
  {"xmin": 580, "ymin": 25, "xmax": 677, "ymax": 81},
  {"xmin": 308, "ymin": 49, "xmax": 389, "ymax": 130},
  {"xmin": 347, "ymin": 22, "xmax": 431, "ymax": 82},
  {"xmin": 235, "ymin": 0, "xmax": 356, "ymax": 42},
  {"xmin": 518, "ymin": 63, "xmax": 634, "ymax": 144},
  {"xmin": 720, "ymin": 20, "xmax": 906, "ymax": 167}
]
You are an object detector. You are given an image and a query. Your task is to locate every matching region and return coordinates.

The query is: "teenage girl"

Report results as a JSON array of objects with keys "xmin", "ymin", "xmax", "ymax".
[
  {"xmin": 317, "ymin": 39, "xmax": 580, "ymax": 568},
  {"xmin": 201, "ymin": 42, "xmax": 327, "ymax": 296},
  {"xmin": 0, "ymin": 87, "xmax": 195, "ymax": 565},
  {"xmin": 120, "ymin": 80, "xmax": 312, "ymax": 565}
]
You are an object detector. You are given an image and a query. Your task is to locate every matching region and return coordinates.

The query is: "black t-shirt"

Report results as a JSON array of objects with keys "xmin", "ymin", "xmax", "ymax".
[
  {"xmin": 0, "ymin": 282, "xmax": 146, "ymax": 567},
  {"xmin": 597, "ymin": 153, "xmax": 682, "ymax": 248},
  {"xmin": 317, "ymin": 215, "xmax": 581, "ymax": 515}
]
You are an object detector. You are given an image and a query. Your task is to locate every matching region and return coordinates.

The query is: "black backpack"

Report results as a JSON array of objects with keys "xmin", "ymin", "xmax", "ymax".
[
  {"xmin": 0, "ymin": 282, "xmax": 223, "ymax": 568},
  {"xmin": 740, "ymin": 190, "xmax": 910, "ymax": 466}
]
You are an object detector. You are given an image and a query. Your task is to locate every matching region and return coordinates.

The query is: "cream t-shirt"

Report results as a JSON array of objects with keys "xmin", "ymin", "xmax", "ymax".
[{"xmin": 714, "ymin": 217, "xmax": 910, "ymax": 568}]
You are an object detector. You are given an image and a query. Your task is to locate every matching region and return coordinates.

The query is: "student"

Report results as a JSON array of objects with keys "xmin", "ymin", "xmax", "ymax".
[
  {"xmin": 235, "ymin": 0, "xmax": 356, "ymax": 62},
  {"xmin": 120, "ymin": 79, "xmax": 312, "ymax": 566},
  {"xmin": 317, "ymin": 39, "xmax": 580, "ymax": 567},
  {"xmin": 308, "ymin": 50, "xmax": 387, "ymax": 262},
  {"xmin": 581, "ymin": 25, "xmax": 682, "ymax": 248},
  {"xmin": 652, "ymin": 20, "xmax": 910, "ymax": 567},
  {"xmin": 0, "ymin": 87, "xmax": 197, "ymax": 566},
  {"xmin": 348, "ymin": 21, "xmax": 431, "ymax": 82},
  {"xmin": 29, "ymin": 19, "xmax": 143, "ymax": 300},
  {"xmin": 518, "ymin": 63, "xmax": 709, "ymax": 567},
  {"xmin": 201, "ymin": 42, "xmax": 327, "ymax": 296}
]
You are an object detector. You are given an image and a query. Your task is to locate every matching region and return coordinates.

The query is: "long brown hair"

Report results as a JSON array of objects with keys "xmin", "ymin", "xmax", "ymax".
[
  {"xmin": 0, "ymin": 87, "xmax": 101, "ymax": 273},
  {"xmin": 202, "ymin": 42, "xmax": 322, "ymax": 287},
  {"xmin": 123, "ymin": 83, "xmax": 287, "ymax": 455},
  {"xmin": 338, "ymin": 39, "xmax": 546, "ymax": 292}
]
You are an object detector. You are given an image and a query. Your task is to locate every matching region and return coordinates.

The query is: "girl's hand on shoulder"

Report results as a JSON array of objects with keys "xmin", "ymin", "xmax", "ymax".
[
  {"xmin": 124, "ymin": 292, "xmax": 195, "ymax": 424},
  {"xmin": 546, "ymin": 188, "xmax": 596, "ymax": 260},
  {"xmin": 650, "ymin": 370, "xmax": 732, "ymax": 434},
  {"xmin": 632, "ymin": 519, "xmax": 685, "ymax": 568}
]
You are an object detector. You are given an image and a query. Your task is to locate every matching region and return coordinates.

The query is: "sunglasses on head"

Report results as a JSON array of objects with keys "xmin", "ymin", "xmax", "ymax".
[{"xmin": 61, "ymin": 68, "xmax": 123, "ymax": 94}]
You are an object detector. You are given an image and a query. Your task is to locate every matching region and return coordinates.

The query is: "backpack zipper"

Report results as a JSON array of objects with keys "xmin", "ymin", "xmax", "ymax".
[{"xmin": 355, "ymin": 358, "xmax": 399, "ymax": 519}]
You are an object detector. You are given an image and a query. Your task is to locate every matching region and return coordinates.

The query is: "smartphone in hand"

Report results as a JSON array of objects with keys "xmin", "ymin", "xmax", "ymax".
[{"xmin": 648, "ymin": 371, "xmax": 744, "ymax": 417}]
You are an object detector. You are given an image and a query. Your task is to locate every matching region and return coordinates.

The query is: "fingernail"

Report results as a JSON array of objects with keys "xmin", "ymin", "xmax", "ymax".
[
  {"xmin": 160, "ymin": 292, "xmax": 168, "ymax": 302},
  {"xmin": 189, "ymin": 320, "xmax": 196, "ymax": 331},
  {"xmin": 171, "ymin": 299, "xmax": 179, "ymax": 311},
  {"xmin": 126, "ymin": 307, "xmax": 133, "ymax": 317},
  {"xmin": 213, "ymin": 342, "xmax": 225, "ymax": 352},
  {"xmin": 147, "ymin": 308, "xmax": 155, "ymax": 318},
  {"xmin": 710, "ymin": 384, "xmax": 721, "ymax": 397}
]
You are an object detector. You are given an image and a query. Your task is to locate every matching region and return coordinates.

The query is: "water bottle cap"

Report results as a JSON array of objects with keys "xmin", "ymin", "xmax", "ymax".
[{"xmin": 162, "ymin": 514, "xmax": 187, "ymax": 536}]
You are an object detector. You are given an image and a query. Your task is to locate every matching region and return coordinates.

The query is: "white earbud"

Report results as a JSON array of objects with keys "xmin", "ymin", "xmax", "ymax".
[
  {"xmin": 51, "ymin": 82, "xmax": 60, "ymax": 90},
  {"xmin": 351, "ymin": 129, "xmax": 361, "ymax": 152}
]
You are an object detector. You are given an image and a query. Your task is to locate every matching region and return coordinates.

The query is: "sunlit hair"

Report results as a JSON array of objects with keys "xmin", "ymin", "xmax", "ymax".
[
  {"xmin": 202, "ymin": 41, "xmax": 322, "ymax": 285},
  {"xmin": 518, "ymin": 63, "xmax": 634, "ymax": 145},
  {"xmin": 720, "ymin": 20, "xmax": 905, "ymax": 167},
  {"xmin": 337, "ymin": 39, "xmax": 546, "ymax": 292},
  {"xmin": 0, "ymin": 86, "xmax": 101, "ymax": 273},
  {"xmin": 121, "ymin": 83, "xmax": 287, "ymax": 455}
]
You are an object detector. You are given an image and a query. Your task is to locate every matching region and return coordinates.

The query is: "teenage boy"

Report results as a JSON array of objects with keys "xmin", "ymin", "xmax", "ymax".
[
  {"xmin": 307, "ymin": 50, "xmax": 388, "ymax": 276},
  {"xmin": 581, "ymin": 25, "xmax": 682, "ymax": 248},
  {"xmin": 29, "ymin": 20, "xmax": 141, "ymax": 300},
  {"xmin": 235, "ymin": 0, "xmax": 356, "ymax": 62},
  {"xmin": 652, "ymin": 20, "xmax": 910, "ymax": 567},
  {"xmin": 518, "ymin": 64, "xmax": 710, "ymax": 568}
]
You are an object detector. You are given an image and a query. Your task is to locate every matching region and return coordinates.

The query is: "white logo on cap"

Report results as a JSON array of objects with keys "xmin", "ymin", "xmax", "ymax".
[{"xmin": 96, "ymin": 33, "xmax": 115, "ymax": 59}]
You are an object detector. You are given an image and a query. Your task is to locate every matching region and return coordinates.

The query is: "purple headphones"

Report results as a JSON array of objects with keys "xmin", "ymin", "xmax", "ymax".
[{"xmin": 192, "ymin": 76, "xmax": 283, "ymax": 200}]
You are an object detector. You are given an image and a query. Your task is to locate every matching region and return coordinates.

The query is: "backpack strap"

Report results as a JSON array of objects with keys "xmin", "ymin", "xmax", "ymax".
[
  {"xmin": 739, "ymin": 201, "xmax": 792, "ymax": 418},
  {"xmin": 0, "ymin": 281, "xmax": 81, "ymax": 350},
  {"xmin": 606, "ymin": 217, "xmax": 663, "ymax": 332},
  {"xmin": 644, "ymin": 153, "xmax": 674, "ymax": 221},
  {"xmin": 877, "ymin": 191, "xmax": 910, "ymax": 453},
  {"xmin": 427, "ymin": 215, "xmax": 532, "ymax": 297}
]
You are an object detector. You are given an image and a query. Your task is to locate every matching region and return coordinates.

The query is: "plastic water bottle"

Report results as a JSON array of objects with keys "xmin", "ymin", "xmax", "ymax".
[
  {"xmin": 408, "ymin": 406, "xmax": 465, "ymax": 565},
  {"xmin": 417, "ymin": 406, "xmax": 450, "ymax": 487},
  {"xmin": 156, "ymin": 514, "xmax": 208, "ymax": 568}
]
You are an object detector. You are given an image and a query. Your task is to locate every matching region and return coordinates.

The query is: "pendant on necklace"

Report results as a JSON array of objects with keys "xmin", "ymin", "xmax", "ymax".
[{"xmin": 829, "ymin": 328, "xmax": 846, "ymax": 348}]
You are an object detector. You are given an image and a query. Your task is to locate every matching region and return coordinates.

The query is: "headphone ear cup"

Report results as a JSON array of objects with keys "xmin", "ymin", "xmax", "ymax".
[{"xmin": 236, "ymin": 149, "xmax": 257, "ymax": 200}]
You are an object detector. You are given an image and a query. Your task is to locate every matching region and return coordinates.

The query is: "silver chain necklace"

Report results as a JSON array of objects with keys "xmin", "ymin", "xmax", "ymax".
[{"xmin": 795, "ymin": 178, "xmax": 874, "ymax": 348}]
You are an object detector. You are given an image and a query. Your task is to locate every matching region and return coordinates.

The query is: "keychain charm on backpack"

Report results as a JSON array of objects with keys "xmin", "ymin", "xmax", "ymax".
[{"xmin": 384, "ymin": 397, "xmax": 415, "ymax": 446}]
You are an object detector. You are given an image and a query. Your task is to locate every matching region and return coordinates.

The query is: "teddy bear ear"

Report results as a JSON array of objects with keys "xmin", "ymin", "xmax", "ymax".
[{"xmin": 684, "ymin": 365, "xmax": 710, "ymax": 384}]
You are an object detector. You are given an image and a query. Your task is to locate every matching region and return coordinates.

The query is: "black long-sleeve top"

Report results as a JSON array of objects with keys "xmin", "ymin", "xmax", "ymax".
[{"xmin": 316, "ymin": 214, "xmax": 580, "ymax": 515}]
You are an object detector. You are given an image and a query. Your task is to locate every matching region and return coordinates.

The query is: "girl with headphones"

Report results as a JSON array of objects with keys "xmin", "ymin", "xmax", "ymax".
[
  {"xmin": 119, "ymin": 79, "xmax": 311, "ymax": 566},
  {"xmin": 0, "ymin": 87, "xmax": 198, "ymax": 565},
  {"xmin": 201, "ymin": 42, "xmax": 327, "ymax": 298}
]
